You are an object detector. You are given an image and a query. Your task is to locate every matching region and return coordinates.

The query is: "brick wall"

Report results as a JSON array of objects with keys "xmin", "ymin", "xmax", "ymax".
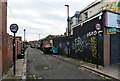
[
  {"xmin": 0, "ymin": 1, "xmax": 23, "ymax": 76},
  {"xmin": 7, "ymin": 35, "xmax": 22, "ymax": 66},
  {"xmin": 0, "ymin": 1, "xmax": 2, "ymax": 78},
  {"xmin": 7, "ymin": 34, "xmax": 13, "ymax": 65},
  {"xmin": 1, "ymin": 1, "xmax": 8, "ymax": 74},
  {"xmin": 16, "ymin": 36, "xmax": 22, "ymax": 55}
]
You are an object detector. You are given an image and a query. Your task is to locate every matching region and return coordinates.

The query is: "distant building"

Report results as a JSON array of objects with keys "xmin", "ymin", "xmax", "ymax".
[
  {"xmin": 41, "ymin": 35, "xmax": 64, "ymax": 47},
  {"xmin": 16, "ymin": 36, "xmax": 22, "ymax": 41}
]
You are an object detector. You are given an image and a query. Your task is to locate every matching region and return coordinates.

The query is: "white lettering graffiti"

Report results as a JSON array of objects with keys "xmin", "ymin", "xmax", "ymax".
[
  {"xmin": 73, "ymin": 37, "xmax": 84, "ymax": 53},
  {"xmin": 87, "ymin": 30, "xmax": 103, "ymax": 37},
  {"xmin": 72, "ymin": 37, "xmax": 91, "ymax": 53}
]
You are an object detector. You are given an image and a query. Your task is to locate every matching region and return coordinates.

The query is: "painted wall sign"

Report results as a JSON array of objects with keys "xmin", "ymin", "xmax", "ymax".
[
  {"xmin": 106, "ymin": 11, "xmax": 120, "ymax": 28},
  {"xmin": 107, "ymin": 27, "xmax": 116, "ymax": 34}
]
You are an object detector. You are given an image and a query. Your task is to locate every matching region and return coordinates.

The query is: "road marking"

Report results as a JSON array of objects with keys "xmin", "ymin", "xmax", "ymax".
[
  {"xmin": 81, "ymin": 68, "xmax": 85, "ymax": 71},
  {"xmin": 33, "ymin": 75, "xmax": 37, "ymax": 80},
  {"xmin": 98, "ymin": 74, "xmax": 105, "ymax": 78},
  {"xmin": 83, "ymin": 67, "xmax": 90, "ymax": 71},
  {"xmin": 105, "ymin": 77, "xmax": 111, "ymax": 79},
  {"xmin": 79, "ymin": 67, "xmax": 111, "ymax": 79},
  {"xmin": 80, "ymin": 67, "xmax": 85, "ymax": 71},
  {"xmin": 91, "ymin": 71, "xmax": 96, "ymax": 74}
]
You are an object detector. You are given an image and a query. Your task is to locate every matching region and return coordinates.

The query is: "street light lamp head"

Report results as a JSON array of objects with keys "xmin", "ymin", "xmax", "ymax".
[
  {"xmin": 24, "ymin": 29, "xmax": 26, "ymax": 31},
  {"xmin": 65, "ymin": 5, "xmax": 69, "ymax": 7}
]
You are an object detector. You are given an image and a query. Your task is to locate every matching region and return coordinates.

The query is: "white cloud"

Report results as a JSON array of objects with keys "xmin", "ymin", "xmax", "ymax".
[{"xmin": 7, "ymin": 0, "xmax": 95, "ymax": 41}]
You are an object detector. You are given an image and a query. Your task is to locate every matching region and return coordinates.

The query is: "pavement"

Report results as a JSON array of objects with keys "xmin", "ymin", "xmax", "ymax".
[
  {"xmin": 52, "ymin": 54, "xmax": 120, "ymax": 80},
  {"xmin": 1, "ymin": 49, "xmax": 27, "ymax": 81}
]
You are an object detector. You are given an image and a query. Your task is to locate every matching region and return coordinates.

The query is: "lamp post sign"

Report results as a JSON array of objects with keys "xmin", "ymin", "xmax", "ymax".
[
  {"xmin": 10, "ymin": 24, "xmax": 19, "ymax": 75},
  {"xmin": 95, "ymin": 23, "xmax": 101, "ymax": 69}
]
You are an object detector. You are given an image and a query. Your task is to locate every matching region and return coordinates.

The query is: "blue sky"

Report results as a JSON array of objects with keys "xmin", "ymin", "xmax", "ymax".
[{"xmin": 7, "ymin": 0, "xmax": 95, "ymax": 41}]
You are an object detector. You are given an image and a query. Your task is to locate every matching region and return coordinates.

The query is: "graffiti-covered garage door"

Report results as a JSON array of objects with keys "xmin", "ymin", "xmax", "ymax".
[{"xmin": 110, "ymin": 33, "xmax": 120, "ymax": 65}]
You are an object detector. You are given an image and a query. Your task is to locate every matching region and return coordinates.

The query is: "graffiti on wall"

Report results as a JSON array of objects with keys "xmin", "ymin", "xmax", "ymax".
[
  {"xmin": 64, "ymin": 46, "xmax": 68, "ymax": 54},
  {"xmin": 99, "ymin": 2, "xmax": 120, "ymax": 12},
  {"xmin": 53, "ymin": 32, "xmax": 103, "ymax": 65},
  {"xmin": 59, "ymin": 43, "xmax": 68, "ymax": 54},
  {"xmin": 72, "ymin": 36, "xmax": 91, "ymax": 53},
  {"xmin": 72, "ymin": 30, "xmax": 103, "ymax": 54},
  {"xmin": 90, "ymin": 36, "xmax": 97, "ymax": 58},
  {"xmin": 87, "ymin": 30, "xmax": 103, "ymax": 37},
  {"xmin": 72, "ymin": 37, "xmax": 83, "ymax": 53}
]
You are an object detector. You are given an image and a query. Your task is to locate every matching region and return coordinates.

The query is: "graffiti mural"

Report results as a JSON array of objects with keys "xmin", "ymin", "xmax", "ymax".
[
  {"xmin": 99, "ymin": 1, "xmax": 120, "ymax": 12},
  {"xmin": 72, "ymin": 37, "xmax": 91, "ymax": 53}
]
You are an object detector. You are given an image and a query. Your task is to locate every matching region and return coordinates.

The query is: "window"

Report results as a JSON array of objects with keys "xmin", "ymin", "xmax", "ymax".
[{"xmin": 84, "ymin": 12, "xmax": 88, "ymax": 19}]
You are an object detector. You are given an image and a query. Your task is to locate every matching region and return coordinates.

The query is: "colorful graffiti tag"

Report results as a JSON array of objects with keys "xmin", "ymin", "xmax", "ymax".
[{"xmin": 99, "ymin": 2, "xmax": 120, "ymax": 12}]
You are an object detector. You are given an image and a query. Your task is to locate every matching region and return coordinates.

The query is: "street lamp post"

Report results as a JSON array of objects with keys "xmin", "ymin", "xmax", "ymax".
[
  {"xmin": 65, "ymin": 5, "xmax": 70, "ymax": 36},
  {"xmin": 38, "ymin": 34, "xmax": 40, "ymax": 48},
  {"xmin": 65, "ymin": 5, "xmax": 70, "ymax": 58},
  {"xmin": 23, "ymin": 29, "xmax": 26, "ymax": 50},
  {"xmin": 24, "ymin": 29, "xmax": 26, "ymax": 42}
]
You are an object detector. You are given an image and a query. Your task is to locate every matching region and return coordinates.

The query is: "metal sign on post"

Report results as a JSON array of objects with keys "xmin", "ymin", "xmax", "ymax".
[
  {"xmin": 95, "ymin": 23, "xmax": 101, "ymax": 31},
  {"xmin": 95, "ymin": 23, "xmax": 101, "ymax": 69},
  {"xmin": 10, "ymin": 24, "xmax": 19, "ymax": 33},
  {"xmin": 10, "ymin": 24, "xmax": 19, "ymax": 75}
]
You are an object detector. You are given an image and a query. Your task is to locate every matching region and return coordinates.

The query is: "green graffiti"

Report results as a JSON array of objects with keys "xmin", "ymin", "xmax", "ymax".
[
  {"xmin": 90, "ymin": 36, "xmax": 97, "ymax": 58},
  {"xmin": 90, "ymin": 36, "xmax": 101, "ymax": 59}
]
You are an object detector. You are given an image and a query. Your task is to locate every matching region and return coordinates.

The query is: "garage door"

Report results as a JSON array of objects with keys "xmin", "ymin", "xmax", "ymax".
[{"xmin": 110, "ymin": 33, "xmax": 120, "ymax": 65}]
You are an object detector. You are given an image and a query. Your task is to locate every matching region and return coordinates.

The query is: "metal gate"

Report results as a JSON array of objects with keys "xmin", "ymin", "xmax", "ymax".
[{"xmin": 110, "ymin": 33, "xmax": 120, "ymax": 65}]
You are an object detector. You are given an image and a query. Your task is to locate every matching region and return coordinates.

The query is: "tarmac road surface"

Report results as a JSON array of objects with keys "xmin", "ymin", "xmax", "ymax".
[{"xmin": 26, "ymin": 48, "xmax": 111, "ymax": 80}]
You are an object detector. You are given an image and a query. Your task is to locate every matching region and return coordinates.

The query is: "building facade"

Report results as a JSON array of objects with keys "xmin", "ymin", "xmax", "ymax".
[
  {"xmin": 54, "ymin": 10, "xmax": 120, "ymax": 66},
  {"xmin": 70, "ymin": 0, "xmax": 120, "ymax": 36},
  {"xmin": 54, "ymin": 0, "xmax": 120, "ymax": 66}
]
